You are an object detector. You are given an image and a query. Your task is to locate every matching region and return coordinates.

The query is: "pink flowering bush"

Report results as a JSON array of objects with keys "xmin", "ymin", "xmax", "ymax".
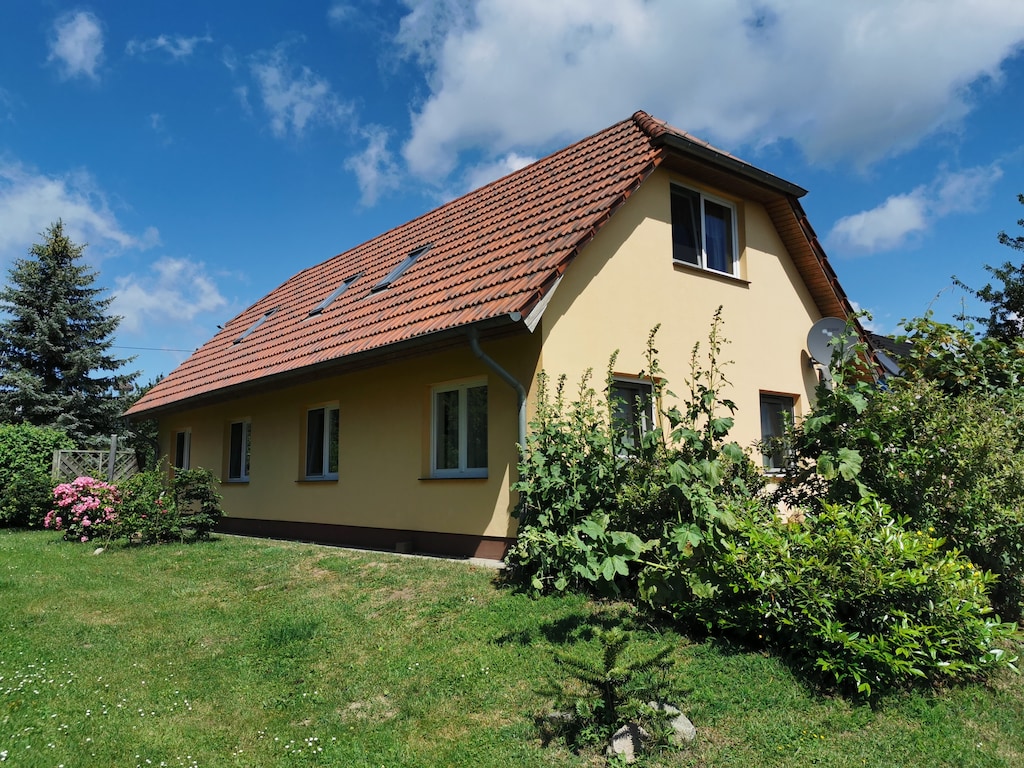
[
  {"xmin": 45, "ymin": 476, "xmax": 121, "ymax": 543},
  {"xmin": 44, "ymin": 466, "xmax": 223, "ymax": 546}
]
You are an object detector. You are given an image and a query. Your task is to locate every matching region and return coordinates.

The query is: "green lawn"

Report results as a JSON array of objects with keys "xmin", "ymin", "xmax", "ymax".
[{"xmin": 1, "ymin": 529, "xmax": 1022, "ymax": 767}]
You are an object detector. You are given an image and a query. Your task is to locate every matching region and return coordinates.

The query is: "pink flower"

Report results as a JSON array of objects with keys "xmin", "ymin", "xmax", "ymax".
[
  {"xmin": 82, "ymin": 518, "xmax": 91, "ymax": 527},
  {"xmin": 80, "ymin": 536, "xmax": 89, "ymax": 543}
]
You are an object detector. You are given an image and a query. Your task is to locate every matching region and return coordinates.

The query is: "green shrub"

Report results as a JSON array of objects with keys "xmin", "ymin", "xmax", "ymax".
[
  {"xmin": 0, "ymin": 423, "xmax": 74, "ymax": 527},
  {"xmin": 509, "ymin": 369, "xmax": 645, "ymax": 594},
  {"xmin": 777, "ymin": 317, "xmax": 1024, "ymax": 620},
  {"xmin": 510, "ymin": 316, "xmax": 761, "ymax": 597},
  {"xmin": 693, "ymin": 495, "xmax": 1019, "ymax": 696},
  {"xmin": 116, "ymin": 465, "xmax": 223, "ymax": 544}
]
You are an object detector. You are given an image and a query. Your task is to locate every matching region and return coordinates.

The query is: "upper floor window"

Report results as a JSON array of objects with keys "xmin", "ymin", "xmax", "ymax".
[
  {"xmin": 306, "ymin": 406, "xmax": 339, "ymax": 480},
  {"xmin": 671, "ymin": 184, "xmax": 738, "ymax": 276},
  {"xmin": 432, "ymin": 381, "xmax": 488, "ymax": 478},
  {"xmin": 228, "ymin": 420, "xmax": 251, "ymax": 482}
]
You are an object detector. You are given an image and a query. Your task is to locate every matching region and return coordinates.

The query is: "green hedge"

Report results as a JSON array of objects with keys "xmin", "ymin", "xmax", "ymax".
[{"xmin": 0, "ymin": 423, "xmax": 74, "ymax": 527}]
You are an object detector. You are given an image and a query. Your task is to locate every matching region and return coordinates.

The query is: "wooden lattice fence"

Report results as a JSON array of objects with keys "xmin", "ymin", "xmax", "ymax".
[{"xmin": 52, "ymin": 437, "xmax": 138, "ymax": 484}]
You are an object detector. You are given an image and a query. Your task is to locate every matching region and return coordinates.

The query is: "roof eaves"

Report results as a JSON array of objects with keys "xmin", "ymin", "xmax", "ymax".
[
  {"xmin": 650, "ymin": 131, "xmax": 807, "ymax": 199},
  {"xmin": 125, "ymin": 313, "xmax": 528, "ymax": 420}
]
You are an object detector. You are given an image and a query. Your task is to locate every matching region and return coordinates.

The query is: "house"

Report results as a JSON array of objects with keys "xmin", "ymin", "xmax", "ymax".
[{"xmin": 125, "ymin": 111, "xmax": 855, "ymax": 559}]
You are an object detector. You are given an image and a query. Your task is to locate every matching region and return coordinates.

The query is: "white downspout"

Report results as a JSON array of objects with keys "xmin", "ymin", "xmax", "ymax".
[{"xmin": 467, "ymin": 322, "xmax": 527, "ymax": 452}]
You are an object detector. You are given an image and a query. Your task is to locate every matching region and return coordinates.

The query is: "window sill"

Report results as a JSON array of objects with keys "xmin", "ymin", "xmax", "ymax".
[
  {"xmin": 295, "ymin": 477, "xmax": 339, "ymax": 484},
  {"xmin": 223, "ymin": 478, "xmax": 250, "ymax": 484},
  {"xmin": 672, "ymin": 260, "xmax": 750, "ymax": 285},
  {"xmin": 419, "ymin": 474, "xmax": 489, "ymax": 482}
]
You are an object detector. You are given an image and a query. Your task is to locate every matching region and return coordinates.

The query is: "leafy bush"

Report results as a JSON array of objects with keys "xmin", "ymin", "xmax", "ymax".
[
  {"xmin": 777, "ymin": 317, "xmax": 1024, "ymax": 620},
  {"xmin": 44, "ymin": 476, "xmax": 120, "ymax": 543},
  {"xmin": 512, "ymin": 312, "xmax": 1022, "ymax": 696},
  {"xmin": 117, "ymin": 465, "xmax": 224, "ymax": 544},
  {"xmin": 509, "ymin": 369, "xmax": 647, "ymax": 594},
  {"xmin": 0, "ymin": 423, "xmax": 74, "ymax": 527},
  {"xmin": 42, "ymin": 464, "xmax": 224, "ymax": 546},
  {"xmin": 510, "ymin": 316, "xmax": 761, "ymax": 597},
  {"xmin": 691, "ymin": 495, "xmax": 1018, "ymax": 696}
]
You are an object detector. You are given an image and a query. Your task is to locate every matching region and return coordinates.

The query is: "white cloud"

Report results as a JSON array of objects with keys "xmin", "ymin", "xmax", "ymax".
[
  {"xmin": 112, "ymin": 258, "xmax": 228, "ymax": 334},
  {"xmin": 126, "ymin": 33, "xmax": 213, "ymax": 60},
  {"xmin": 460, "ymin": 152, "xmax": 536, "ymax": 193},
  {"xmin": 394, "ymin": 0, "xmax": 1024, "ymax": 179},
  {"xmin": 345, "ymin": 127, "xmax": 402, "ymax": 206},
  {"xmin": 249, "ymin": 45, "xmax": 353, "ymax": 139},
  {"xmin": 328, "ymin": 3, "xmax": 356, "ymax": 25},
  {"xmin": 0, "ymin": 161, "xmax": 156, "ymax": 267},
  {"xmin": 48, "ymin": 11, "xmax": 104, "ymax": 81},
  {"xmin": 828, "ymin": 164, "xmax": 1004, "ymax": 253}
]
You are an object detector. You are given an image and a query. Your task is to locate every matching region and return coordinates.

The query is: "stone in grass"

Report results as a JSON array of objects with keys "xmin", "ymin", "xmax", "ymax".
[
  {"xmin": 93, "ymin": 547, "xmax": 105, "ymax": 555},
  {"xmin": 606, "ymin": 723, "xmax": 649, "ymax": 763},
  {"xmin": 647, "ymin": 701, "xmax": 696, "ymax": 745}
]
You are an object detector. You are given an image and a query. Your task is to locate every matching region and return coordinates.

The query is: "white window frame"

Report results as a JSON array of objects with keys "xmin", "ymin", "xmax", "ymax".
[
  {"xmin": 305, "ymin": 405, "xmax": 340, "ymax": 480},
  {"xmin": 670, "ymin": 183, "xmax": 740, "ymax": 276},
  {"xmin": 431, "ymin": 380, "xmax": 488, "ymax": 478},
  {"xmin": 227, "ymin": 420, "xmax": 251, "ymax": 482},
  {"xmin": 610, "ymin": 377, "xmax": 654, "ymax": 453},
  {"xmin": 760, "ymin": 393, "xmax": 795, "ymax": 473},
  {"xmin": 173, "ymin": 429, "xmax": 191, "ymax": 470}
]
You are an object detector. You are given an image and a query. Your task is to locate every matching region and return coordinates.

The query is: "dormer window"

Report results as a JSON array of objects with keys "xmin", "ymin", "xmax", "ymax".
[
  {"xmin": 371, "ymin": 244, "xmax": 431, "ymax": 292},
  {"xmin": 234, "ymin": 308, "xmax": 278, "ymax": 344},
  {"xmin": 309, "ymin": 274, "xmax": 361, "ymax": 316},
  {"xmin": 671, "ymin": 184, "xmax": 738, "ymax": 276}
]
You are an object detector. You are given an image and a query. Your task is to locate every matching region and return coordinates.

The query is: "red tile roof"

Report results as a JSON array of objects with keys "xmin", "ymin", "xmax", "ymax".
[{"xmin": 127, "ymin": 111, "xmax": 852, "ymax": 417}]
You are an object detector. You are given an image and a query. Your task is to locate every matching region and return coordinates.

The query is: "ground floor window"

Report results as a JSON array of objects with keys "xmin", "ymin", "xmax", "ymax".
[
  {"xmin": 173, "ymin": 429, "xmax": 191, "ymax": 470},
  {"xmin": 760, "ymin": 393, "xmax": 795, "ymax": 472},
  {"xmin": 305, "ymin": 406, "xmax": 339, "ymax": 480},
  {"xmin": 432, "ymin": 381, "xmax": 488, "ymax": 477},
  {"xmin": 610, "ymin": 378, "xmax": 654, "ymax": 452},
  {"xmin": 228, "ymin": 420, "xmax": 251, "ymax": 481}
]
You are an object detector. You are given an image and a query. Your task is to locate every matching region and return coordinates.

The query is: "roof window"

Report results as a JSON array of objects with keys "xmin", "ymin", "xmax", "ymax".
[
  {"xmin": 370, "ymin": 244, "xmax": 431, "ymax": 292},
  {"xmin": 234, "ymin": 307, "xmax": 278, "ymax": 344},
  {"xmin": 308, "ymin": 273, "xmax": 361, "ymax": 317}
]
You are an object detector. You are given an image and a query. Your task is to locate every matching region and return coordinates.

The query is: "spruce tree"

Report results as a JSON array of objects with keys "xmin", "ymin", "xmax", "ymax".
[{"xmin": 0, "ymin": 220, "xmax": 137, "ymax": 445}]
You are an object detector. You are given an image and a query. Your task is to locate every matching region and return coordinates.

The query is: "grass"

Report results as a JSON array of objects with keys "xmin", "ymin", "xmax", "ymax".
[{"xmin": 1, "ymin": 530, "xmax": 1022, "ymax": 767}]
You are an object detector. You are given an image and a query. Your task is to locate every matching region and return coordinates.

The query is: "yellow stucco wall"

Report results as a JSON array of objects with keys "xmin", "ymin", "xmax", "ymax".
[
  {"xmin": 160, "ymin": 333, "xmax": 539, "ymax": 540},
  {"xmin": 538, "ymin": 167, "xmax": 823, "ymax": 456},
  {"xmin": 158, "ymin": 167, "xmax": 828, "ymax": 539}
]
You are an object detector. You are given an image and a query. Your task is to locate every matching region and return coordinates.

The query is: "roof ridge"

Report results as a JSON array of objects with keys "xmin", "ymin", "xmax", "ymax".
[{"xmin": 631, "ymin": 110, "xmax": 668, "ymax": 139}]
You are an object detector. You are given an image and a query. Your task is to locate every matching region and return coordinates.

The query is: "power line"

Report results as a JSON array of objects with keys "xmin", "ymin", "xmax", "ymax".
[{"xmin": 110, "ymin": 345, "xmax": 194, "ymax": 352}]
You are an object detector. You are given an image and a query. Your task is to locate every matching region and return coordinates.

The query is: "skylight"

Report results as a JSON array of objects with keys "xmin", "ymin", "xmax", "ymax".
[
  {"xmin": 308, "ymin": 273, "xmax": 361, "ymax": 317},
  {"xmin": 233, "ymin": 307, "xmax": 278, "ymax": 344},
  {"xmin": 370, "ymin": 244, "xmax": 431, "ymax": 292}
]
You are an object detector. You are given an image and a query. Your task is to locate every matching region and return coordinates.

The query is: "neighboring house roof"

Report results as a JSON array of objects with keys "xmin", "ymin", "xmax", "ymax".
[
  {"xmin": 127, "ymin": 111, "xmax": 855, "ymax": 418},
  {"xmin": 867, "ymin": 331, "xmax": 913, "ymax": 377},
  {"xmin": 867, "ymin": 332, "xmax": 913, "ymax": 359}
]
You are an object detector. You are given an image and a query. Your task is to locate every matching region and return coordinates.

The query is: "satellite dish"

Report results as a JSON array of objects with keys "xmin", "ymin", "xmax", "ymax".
[{"xmin": 807, "ymin": 317, "xmax": 855, "ymax": 365}]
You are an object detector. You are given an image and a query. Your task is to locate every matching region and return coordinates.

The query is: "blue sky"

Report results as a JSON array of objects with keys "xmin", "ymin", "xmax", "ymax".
[{"xmin": 1, "ymin": 1, "xmax": 1023, "ymax": 384}]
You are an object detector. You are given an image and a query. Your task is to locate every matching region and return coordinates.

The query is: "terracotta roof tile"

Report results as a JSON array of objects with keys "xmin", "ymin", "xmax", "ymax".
[{"xmin": 127, "ymin": 111, "xmax": 850, "ymax": 417}]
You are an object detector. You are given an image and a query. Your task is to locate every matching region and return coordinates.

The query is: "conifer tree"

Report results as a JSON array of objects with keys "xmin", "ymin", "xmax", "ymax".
[{"xmin": 0, "ymin": 220, "xmax": 137, "ymax": 445}]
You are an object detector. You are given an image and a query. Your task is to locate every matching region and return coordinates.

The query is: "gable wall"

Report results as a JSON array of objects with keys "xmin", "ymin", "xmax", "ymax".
[
  {"xmin": 158, "ymin": 331, "xmax": 540, "ymax": 548},
  {"xmin": 538, "ymin": 167, "xmax": 824, "ymax": 456}
]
